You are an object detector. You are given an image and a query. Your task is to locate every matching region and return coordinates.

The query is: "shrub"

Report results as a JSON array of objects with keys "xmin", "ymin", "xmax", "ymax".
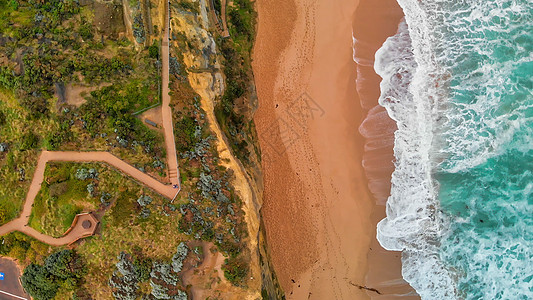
[
  {"xmin": 20, "ymin": 131, "xmax": 39, "ymax": 150},
  {"xmin": 45, "ymin": 121, "xmax": 73, "ymax": 150},
  {"xmin": 78, "ymin": 23, "xmax": 93, "ymax": 40},
  {"xmin": 148, "ymin": 43, "xmax": 159, "ymax": 59},
  {"xmin": 75, "ymin": 168, "xmax": 98, "ymax": 180},
  {"xmin": 132, "ymin": 14, "xmax": 145, "ymax": 44},
  {"xmin": 169, "ymin": 56, "xmax": 181, "ymax": 75},
  {"xmin": 222, "ymin": 256, "xmax": 248, "ymax": 286},
  {"xmin": 139, "ymin": 207, "xmax": 151, "ymax": 219},
  {"xmin": 176, "ymin": 290, "xmax": 188, "ymax": 300},
  {"xmin": 133, "ymin": 256, "xmax": 152, "ymax": 282},
  {"xmin": 44, "ymin": 250, "xmax": 85, "ymax": 280},
  {"xmin": 171, "ymin": 242, "xmax": 188, "ymax": 273},
  {"xmin": 137, "ymin": 195, "xmax": 153, "ymax": 207},
  {"xmin": 20, "ymin": 96, "xmax": 49, "ymax": 119},
  {"xmin": 100, "ymin": 192, "xmax": 112, "ymax": 206},
  {"xmin": 21, "ymin": 263, "xmax": 58, "ymax": 300},
  {"xmin": 109, "ymin": 252, "xmax": 139, "ymax": 299},
  {"xmin": 86, "ymin": 183, "xmax": 96, "ymax": 197},
  {"xmin": 150, "ymin": 261, "xmax": 178, "ymax": 286},
  {"xmin": 149, "ymin": 281, "xmax": 170, "ymax": 299}
]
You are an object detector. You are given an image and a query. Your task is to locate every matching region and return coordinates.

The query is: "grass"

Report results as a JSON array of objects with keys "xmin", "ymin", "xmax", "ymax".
[
  {"xmin": 28, "ymin": 163, "xmax": 100, "ymax": 237},
  {"xmin": 0, "ymin": 0, "xmax": 168, "ymax": 225},
  {"xmin": 74, "ymin": 178, "xmax": 187, "ymax": 298},
  {"xmin": 27, "ymin": 160, "xmax": 174, "ymax": 238},
  {"xmin": 0, "ymin": 90, "xmax": 53, "ymax": 225}
]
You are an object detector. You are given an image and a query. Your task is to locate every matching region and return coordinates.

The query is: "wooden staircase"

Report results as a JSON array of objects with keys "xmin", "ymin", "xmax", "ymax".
[{"xmin": 168, "ymin": 168, "xmax": 178, "ymax": 180}]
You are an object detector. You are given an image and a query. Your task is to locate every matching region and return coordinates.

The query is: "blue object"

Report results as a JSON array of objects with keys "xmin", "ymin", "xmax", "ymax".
[{"xmin": 0, "ymin": 272, "xmax": 4, "ymax": 280}]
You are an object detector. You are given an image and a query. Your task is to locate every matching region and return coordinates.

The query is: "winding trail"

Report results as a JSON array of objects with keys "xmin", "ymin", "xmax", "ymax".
[{"xmin": 0, "ymin": 7, "xmax": 179, "ymax": 246}]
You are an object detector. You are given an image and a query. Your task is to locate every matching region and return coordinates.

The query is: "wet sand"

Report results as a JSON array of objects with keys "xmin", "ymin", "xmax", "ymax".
[
  {"xmin": 253, "ymin": 0, "xmax": 417, "ymax": 298},
  {"xmin": 352, "ymin": 0, "xmax": 419, "ymax": 298}
]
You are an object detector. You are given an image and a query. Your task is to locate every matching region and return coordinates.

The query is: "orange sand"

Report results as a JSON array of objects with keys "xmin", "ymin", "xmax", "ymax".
[
  {"xmin": 253, "ymin": 0, "xmax": 418, "ymax": 298},
  {"xmin": 353, "ymin": 1, "xmax": 419, "ymax": 299}
]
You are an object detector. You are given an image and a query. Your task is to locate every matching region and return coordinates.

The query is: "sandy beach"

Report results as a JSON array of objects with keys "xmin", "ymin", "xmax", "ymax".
[{"xmin": 253, "ymin": 0, "xmax": 416, "ymax": 298}]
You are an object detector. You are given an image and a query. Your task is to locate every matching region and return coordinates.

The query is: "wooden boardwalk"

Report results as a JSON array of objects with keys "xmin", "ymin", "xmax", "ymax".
[{"xmin": 0, "ymin": 7, "xmax": 180, "ymax": 246}]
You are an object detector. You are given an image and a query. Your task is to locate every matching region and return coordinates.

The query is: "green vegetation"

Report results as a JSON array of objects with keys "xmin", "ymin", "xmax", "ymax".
[
  {"xmin": 169, "ymin": 59, "xmax": 251, "ymax": 288},
  {"xmin": 109, "ymin": 245, "xmax": 188, "ymax": 299},
  {"xmin": 80, "ymin": 82, "xmax": 159, "ymax": 145},
  {"xmin": 77, "ymin": 186, "xmax": 187, "ymax": 297},
  {"xmin": 165, "ymin": 0, "xmax": 257, "ymax": 288},
  {"xmin": 227, "ymin": 0, "xmax": 256, "ymax": 51},
  {"xmin": 148, "ymin": 42, "xmax": 159, "ymax": 59},
  {"xmin": 29, "ymin": 161, "xmax": 173, "ymax": 238},
  {"xmin": 215, "ymin": 0, "xmax": 259, "ymax": 165},
  {"xmin": 0, "ymin": 232, "xmax": 50, "ymax": 263},
  {"xmin": 176, "ymin": 0, "xmax": 200, "ymax": 14},
  {"xmin": 21, "ymin": 249, "xmax": 86, "ymax": 300},
  {"xmin": 24, "ymin": 158, "xmax": 187, "ymax": 297},
  {"xmin": 1, "ymin": 0, "xmax": 259, "ymax": 296},
  {"xmin": 28, "ymin": 163, "xmax": 100, "ymax": 237},
  {"xmin": 223, "ymin": 256, "xmax": 249, "ymax": 285},
  {"xmin": 0, "ymin": 90, "xmax": 51, "ymax": 226},
  {"xmin": 0, "ymin": 0, "xmax": 166, "ymax": 225}
]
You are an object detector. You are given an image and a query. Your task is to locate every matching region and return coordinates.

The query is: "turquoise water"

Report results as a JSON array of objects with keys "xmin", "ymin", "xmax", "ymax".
[
  {"xmin": 436, "ymin": 0, "xmax": 533, "ymax": 298},
  {"xmin": 375, "ymin": 0, "xmax": 533, "ymax": 298}
]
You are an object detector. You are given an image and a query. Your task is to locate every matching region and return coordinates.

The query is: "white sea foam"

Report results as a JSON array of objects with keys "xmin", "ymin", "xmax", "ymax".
[
  {"xmin": 373, "ymin": 14, "xmax": 456, "ymax": 300},
  {"xmin": 372, "ymin": 0, "xmax": 533, "ymax": 298}
]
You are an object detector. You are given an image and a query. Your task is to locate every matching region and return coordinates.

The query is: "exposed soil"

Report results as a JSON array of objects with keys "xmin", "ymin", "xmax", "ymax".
[
  {"xmin": 93, "ymin": 0, "xmax": 126, "ymax": 39},
  {"xmin": 55, "ymin": 83, "xmax": 111, "ymax": 108},
  {"xmin": 181, "ymin": 241, "xmax": 247, "ymax": 300}
]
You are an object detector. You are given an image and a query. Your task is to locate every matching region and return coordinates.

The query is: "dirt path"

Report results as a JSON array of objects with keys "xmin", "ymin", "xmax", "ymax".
[
  {"xmin": 219, "ymin": 0, "xmax": 230, "ymax": 37},
  {"xmin": 0, "ymin": 6, "xmax": 180, "ymax": 246}
]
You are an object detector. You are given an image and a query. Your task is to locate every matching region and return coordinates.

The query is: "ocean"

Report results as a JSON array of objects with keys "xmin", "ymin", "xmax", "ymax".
[{"xmin": 374, "ymin": 0, "xmax": 533, "ymax": 299}]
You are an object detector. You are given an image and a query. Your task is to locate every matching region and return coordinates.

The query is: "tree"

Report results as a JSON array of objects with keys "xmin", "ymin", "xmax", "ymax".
[
  {"xmin": 21, "ymin": 263, "xmax": 58, "ymax": 300},
  {"xmin": 44, "ymin": 249, "xmax": 82, "ymax": 280},
  {"xmin": 21, "ymin": 250, "xmax": 85, "ymax": 299}
]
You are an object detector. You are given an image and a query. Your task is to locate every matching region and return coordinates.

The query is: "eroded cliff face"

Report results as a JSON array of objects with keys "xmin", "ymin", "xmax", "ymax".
[
  {"xmin": 131, "ymin": 0, "xmax": 283, "ymax": 297},
  {"xmin": 166, "ymin": 0, "xmax": 264, "ymax": 298}
]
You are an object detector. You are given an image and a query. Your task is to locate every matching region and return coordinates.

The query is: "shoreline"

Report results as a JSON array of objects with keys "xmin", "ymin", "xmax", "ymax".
[
  {"xmin": 351, "ymin": 0, "xmax": 419, "ymax": 298},
  {"xmin": 252, "ymin": 0, "xmax": 405, "ymax": 298},
  {"xmin": 253, "ymin": 0, "xmax": 417, "ymax": 298}
]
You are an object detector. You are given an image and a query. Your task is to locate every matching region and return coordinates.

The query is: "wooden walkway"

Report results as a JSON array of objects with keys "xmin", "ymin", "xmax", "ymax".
[{"xmin": 0, "ymin": 7, "xmax": 180, "ymax": 246}]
